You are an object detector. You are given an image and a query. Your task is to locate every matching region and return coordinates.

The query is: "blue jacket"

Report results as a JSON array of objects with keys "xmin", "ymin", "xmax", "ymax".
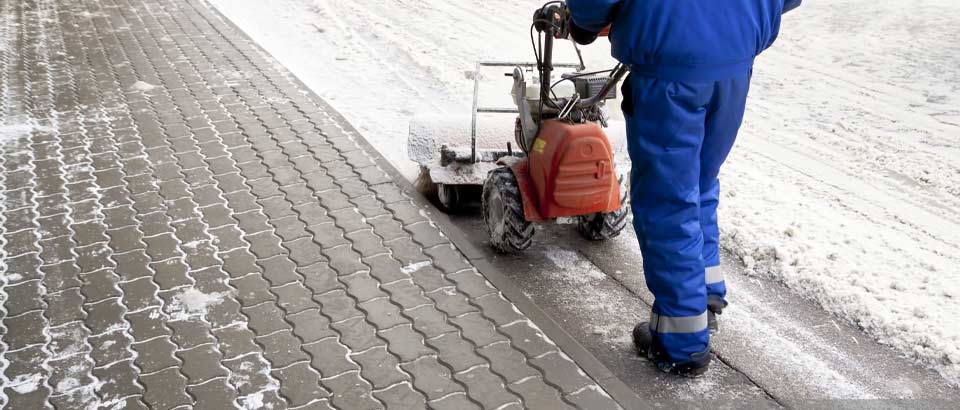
[{"xmin": 568, "ymin": 0, "xmax": 801, "ymax": 82}]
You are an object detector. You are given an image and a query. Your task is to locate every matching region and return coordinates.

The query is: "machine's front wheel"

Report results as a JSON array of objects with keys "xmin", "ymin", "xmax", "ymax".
[
  {"xmin": 576, "ymin": 176, "xmax": 629, "ymax": 241},
  {"xmin": 436, "ymin": 183, "xmax": 461, "ymax": 213},
  {"xmin": 482, "ymin": 167, "xmax": 534, "ymax": 254}
]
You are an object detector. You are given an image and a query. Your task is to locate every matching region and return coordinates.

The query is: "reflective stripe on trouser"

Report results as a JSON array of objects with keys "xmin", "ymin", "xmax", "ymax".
[
  {"xmin": 706, "ymin": 265, "xmax": 727, "ymax": 309},
  {"xmin": 705, "ymin": 266, "xmax": 723, "ymax": 285},
  {"xmin": 649, "ymin": 310, "xmax": 710, "ymax": 364},
  {"xmin": 650, "ymin": 311, "xmax": 709, "ymax": 333},
  {"xmin": 623, "ymin": 71, "xmax": 750, "ymax": 363}
]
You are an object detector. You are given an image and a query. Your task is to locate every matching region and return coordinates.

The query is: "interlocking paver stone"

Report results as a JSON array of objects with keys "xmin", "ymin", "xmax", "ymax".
[
  {"xmin": 188, "ymin": 378, "xmax": 240, "ymax": 410},
  {"xmin": 273, "ymin": 362, "xmax": 330, "ymax": 406},
  {"xmin": 378, "ymin": 324, "xmax": 434, "ymax": 363},
  {"xmin": 401, "ymin": 356, "xmax": 463, "ymax": 401},
  {"xmin": 431, "ymin": 393, "xmax": 483, "ymax": 410},
  {"xmin": 511, "ymin": 376, "xmax": 576, "ymax": 410},
  {"xmin": 258, "ymin": 329, "xmax": 310, "ymax": 368},
  {"xmin": 353, "ymin": 346, "xmax": 410, "ymax": 389},
  {"xmin": 287, "ymin": 309, "xmax": 336, "ymax": 343},
  {"xmin": 304, "ymin": 338, "xmax": 359, "ymax": 377},
  {"xmin": 139, "ymin": 367, "xmax": 192, "ymax": 409},
  {"xmin": 178, "ymin": 344, "xmax": 229, "ymax": 383},
  {"xmin": 332, "ymin": 316, "xmax": 386, "ymax": 352},
  {"xmin": 323, "ymin": 371, "xmax": 380, "ymax": 410},
  {"xmin": 428, "ymin": 332, "xmax": 486, "ymax": 373},
  {"xmin": 343, "ymin": 271, "xmax": 385, "ymax": 303},
  {"xmin": 456, "ymin": 366, "xmax": 522, "ymax": 409},
  {"xmin": 479, "ymin": 341, "xmax": 542, "ymax": 384},
  {"xmin": 133, "ymin": 336, "xmax": 180, "ymax": 374},
  {"xmin": 0, "ymin": 1, "xmax": 622, "ymax": 408},
  {"xmin": 374, "ymin": 382, "xmax": 427, "ymax": 410},
  {"xmin": 92, "ymin": 359, "xmax": 143, "ymax": 400}
]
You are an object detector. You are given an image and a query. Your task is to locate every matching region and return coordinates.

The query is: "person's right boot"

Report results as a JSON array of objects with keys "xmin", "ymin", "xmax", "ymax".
[{"xmin": 633, "ymin": 322, "xmax": 711, "ymax": 377}]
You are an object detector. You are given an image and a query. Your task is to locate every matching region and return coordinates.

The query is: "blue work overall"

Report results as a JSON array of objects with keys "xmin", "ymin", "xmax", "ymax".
[{"xmin": 568, "ymin": 0, "xmax": 798, "ymax": 365}]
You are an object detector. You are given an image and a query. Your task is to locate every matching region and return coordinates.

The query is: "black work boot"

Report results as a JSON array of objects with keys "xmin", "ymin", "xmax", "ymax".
[
  {"xmin": 633, "ymin": 322, "xmax": 711, "ymax": 378},
  {"xmin": 708, "ymin": 310, "xmax": 719, "ymax": 335},
  {"xmin": 707, "ymin": 296, "xmax": 728, "ymax": 335}
]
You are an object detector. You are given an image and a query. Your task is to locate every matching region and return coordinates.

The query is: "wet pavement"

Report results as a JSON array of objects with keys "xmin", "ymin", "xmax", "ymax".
[{"xmin": 0, "ymin": 0, "xmax": 633, "ymax": 409}]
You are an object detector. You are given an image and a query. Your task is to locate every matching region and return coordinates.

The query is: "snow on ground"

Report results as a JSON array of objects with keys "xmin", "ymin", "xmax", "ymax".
[
  {"xmin": 166, "ymin": 287, "xmax": 228, "ymax": 321},
  {"xmin": 209, "ymin": 0, "xmax": 960, "ymax": 386},
  {"xmin": 0, "ymin": 120, "xmax": 54, "ymax": 146}
]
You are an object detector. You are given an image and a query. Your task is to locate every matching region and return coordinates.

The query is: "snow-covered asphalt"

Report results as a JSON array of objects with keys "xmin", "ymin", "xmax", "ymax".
[{"xmin": 209, "ymin": 0, "xmax": 960, "ymax": 402}]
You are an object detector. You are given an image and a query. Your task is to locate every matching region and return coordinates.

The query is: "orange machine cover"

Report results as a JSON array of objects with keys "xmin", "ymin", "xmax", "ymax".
[{"xmin": 522, "ymin": 120, "xmax": 621, "ymax": 220}]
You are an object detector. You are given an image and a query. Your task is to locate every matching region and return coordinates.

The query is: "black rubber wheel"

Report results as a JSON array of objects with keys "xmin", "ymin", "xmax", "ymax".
[
  {"xmin": 436, "ymin": 183, "xmax": 460, "ymax": 213},
  {"xmin": 576, "ymin": 175, "xmax": 629, "ymax": 241},
  {"xmin": 482, "ymin": 167, "xmax": 535, "ymax": 254}
]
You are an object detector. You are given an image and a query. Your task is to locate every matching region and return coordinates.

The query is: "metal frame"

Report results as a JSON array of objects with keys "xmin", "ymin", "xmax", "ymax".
[{"xmin": 469, "ymin": 61, "xmax": 582, "ymax": 163}]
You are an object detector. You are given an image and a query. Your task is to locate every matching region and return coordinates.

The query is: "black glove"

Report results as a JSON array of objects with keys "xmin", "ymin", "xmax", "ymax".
[{"xmin": 569, "ymin": 20, "xmax": 599, "ymax": 45}]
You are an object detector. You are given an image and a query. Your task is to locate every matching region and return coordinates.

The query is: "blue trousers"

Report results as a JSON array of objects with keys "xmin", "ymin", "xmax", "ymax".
[{"xmin": 622, "ymin": 71, "xmax": 751, "ymax": 364}]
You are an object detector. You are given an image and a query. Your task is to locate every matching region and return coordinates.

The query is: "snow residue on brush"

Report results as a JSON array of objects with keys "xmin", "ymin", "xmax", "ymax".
[
  {"xmin": 407, "ymin": 114, "xmax": 516, "ymax": 165},
  {"xmin": 167, "ymin": 287, "xmax": 227, "ymax": 321},
  {"xmin": 211, "ymin": 0, "xmax": 960, "ymax": 387}
]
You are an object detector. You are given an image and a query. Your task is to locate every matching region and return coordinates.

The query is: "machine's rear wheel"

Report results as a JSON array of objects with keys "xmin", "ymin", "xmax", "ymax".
[
  {"xmin": 482, "ymin": 167, "xmax": 534, "ymax": 254},
  {"xmin": 577, "ymin": 175, "xmax": 629, "ymax": 241}
]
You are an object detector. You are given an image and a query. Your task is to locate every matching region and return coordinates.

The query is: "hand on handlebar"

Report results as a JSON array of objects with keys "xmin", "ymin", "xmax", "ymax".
[
  {"xmin": 532, "ymin": 5, "xmax": 569, "ymax": 38},
  {"xmin": 532, "ymin": 3, "xmax": 610, "ymax": 44}
]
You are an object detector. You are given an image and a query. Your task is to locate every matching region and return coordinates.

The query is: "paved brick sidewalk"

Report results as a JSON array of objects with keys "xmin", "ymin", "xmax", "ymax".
[{"xmin": 0, "ymin": 0, "xmax": 625, "ymax": 409}]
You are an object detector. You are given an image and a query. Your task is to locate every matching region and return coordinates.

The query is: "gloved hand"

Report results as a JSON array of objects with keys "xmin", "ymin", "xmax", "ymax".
[{"xmin": 569, "ymin": 20, "xmax": 600, "ymax": 45}]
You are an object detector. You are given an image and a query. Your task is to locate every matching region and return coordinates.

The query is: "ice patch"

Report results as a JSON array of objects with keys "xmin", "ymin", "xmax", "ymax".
[
  {"xmin": 232, "ymin": 356, "xmax": 280, "ymax": 409},
  {"xmin": 168, "ymin": 287, "xmax": 227, "ymax": 321},
  {"xmin": 129, "ymin": 81, "xmax": 156, "ymax": 92},
  {"xmin": 47, "ymin": 325, "xmax": 87, "ymax": 360},
  {"xmin": 56, "ymin": 377, "xmax": 80, "ymax": 393},
  {"xmin": 2, "ymin": 272, "xmax": 24, "ymax": 283},
  {"xmin": 182, "ymin": 240, "xmax": 203, "ymax": 250},
  {"xmin": 241, "ymin": 392, "xmax": 264, "ymax": 410},
  {"xmin": 6, "ymin": 373, "xmax": 43, "ymax": 394},
  {"xmin": 401, "ymin": 261, "xmax": 431, "ymax": 274},
  {"xmin": 0, "ymin": 122, "xmax": 54, "ymax": 145}
]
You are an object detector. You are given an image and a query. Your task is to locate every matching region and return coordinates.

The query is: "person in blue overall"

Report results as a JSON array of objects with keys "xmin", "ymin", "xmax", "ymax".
[{"xmin": 567, "ymin": 0, "xmax": 802, "ymax": 376}]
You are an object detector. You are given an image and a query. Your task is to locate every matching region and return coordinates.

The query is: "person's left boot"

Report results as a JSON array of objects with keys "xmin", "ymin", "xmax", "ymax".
[{"xmin": 633, "ymin": 322, "xmax": 711, "ymax": 377}]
